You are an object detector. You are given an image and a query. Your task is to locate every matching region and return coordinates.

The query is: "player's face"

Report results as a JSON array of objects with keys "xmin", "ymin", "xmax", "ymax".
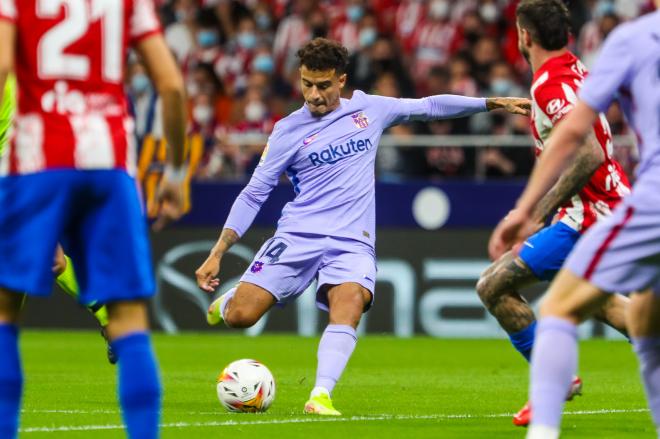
[
  {"xmin": 300, "ymin": 66, "xmax": 346, "ymax": 117},
  {"xmin": 516, "ymin": 21, "xmax": 531, "ymax": 64}
]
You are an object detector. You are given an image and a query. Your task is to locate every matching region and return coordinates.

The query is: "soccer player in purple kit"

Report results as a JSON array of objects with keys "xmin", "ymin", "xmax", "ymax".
[
  {"xmin": 196, "ymin": 37, "xmax": 530, "ymax": 415},
  {"xmin": 489, "ymin": 4, "xmax": 660, "ymax": 438}
]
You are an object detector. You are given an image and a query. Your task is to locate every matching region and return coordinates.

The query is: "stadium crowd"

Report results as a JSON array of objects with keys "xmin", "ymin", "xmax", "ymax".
[{"xmin": 131, "ymin": 0, "xmax": 652, "ymax": 182}]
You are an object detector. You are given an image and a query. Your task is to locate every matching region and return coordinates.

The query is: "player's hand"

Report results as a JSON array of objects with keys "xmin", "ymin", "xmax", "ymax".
[
  {"xmin": 52, "ymin": 244, "xmax": 67, "ymax": 275},
  {"xmin": 152, "ymin": 166, "xmax": 187, "ymax": 232},
  {"xmin": 488, "ymin": 209, "xmax": 539, "ymax": 260},
  {"xmin": 196, "ymin": 253, "xmax": 222, "ymax": 293},
  {"xmin": 486, "ymin": 97, "xmax": 532, "ymax": 116}
]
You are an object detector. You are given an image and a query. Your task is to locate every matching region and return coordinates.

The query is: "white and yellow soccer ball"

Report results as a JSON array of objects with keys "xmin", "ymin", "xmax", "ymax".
[{"xmin": 216, "ymin": 359, "xmax": 276, "ymax": 413}]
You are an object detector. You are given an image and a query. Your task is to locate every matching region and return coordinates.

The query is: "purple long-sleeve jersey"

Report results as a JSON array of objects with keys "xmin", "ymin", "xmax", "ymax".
[
  {"xmin": 579, "ymin": 10, "xmax": 660, "ymax": 178},
  {"xmin": 224, "ymin": 90, "xmax": 487, "ymax": 247}
]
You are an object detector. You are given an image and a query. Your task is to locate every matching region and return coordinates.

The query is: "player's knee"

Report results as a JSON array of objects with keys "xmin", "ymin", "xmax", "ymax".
[
  {"xmin": 330, "ymin": 287, "xmax": 368, "ymax": 312},
  {"xmin": 224, "ymin": 306, "xmax": 259, "ymax": 329},
  {"xmin": 476, "ymin": 275, "xmax": 499, "ymax": 310}
]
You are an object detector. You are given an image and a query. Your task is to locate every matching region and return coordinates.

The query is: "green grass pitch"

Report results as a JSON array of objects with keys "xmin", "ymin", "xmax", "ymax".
[{"xmin": 17, "ymin": 331, "xmax": 654, "ymax": 438}]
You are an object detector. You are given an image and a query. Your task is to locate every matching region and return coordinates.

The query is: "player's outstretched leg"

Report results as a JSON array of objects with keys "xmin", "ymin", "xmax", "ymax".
[
  {"xmin": 627, "ymin": 290, "xmax": 660, "ymax": 435},
  {"xmin": 53, "ymin": 248, "xmax": 115, "ymax": 363},
  {"xmin": 106, "ymin": 300, "xmax": 161, "ymax": 439},
  {"xmin": 208, "ymin": 283, "xmax": 275, "ymax": 329},
  {"xmin": 0, "ymin": 289, "xmax": 25, "ymax": 439},
  {"xmin": 527, "ymin": 270, "xmax": 607, "ymax": 439},
  {"xmin": 305, "ymin": 283, "xmax": 371, "ymax": 416}
]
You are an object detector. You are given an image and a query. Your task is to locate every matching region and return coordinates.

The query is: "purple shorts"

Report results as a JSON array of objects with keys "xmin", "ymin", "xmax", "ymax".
[
  {"xmin": 240, "ymin": 232, "xmax": 376, "ymax": 311},
  {"xmin": 565, "ymin": 171, "xmax": 660, "ymax": 294}
]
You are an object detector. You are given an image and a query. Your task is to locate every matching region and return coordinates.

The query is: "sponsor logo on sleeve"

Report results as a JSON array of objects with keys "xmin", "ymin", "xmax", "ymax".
[
  {"xmin": 545, "ymin": 98, "xmax": 565, "ymax": 115},
  {"xmin": 546, "ymin": 97, "xmax": 574, "ymax": 124}
]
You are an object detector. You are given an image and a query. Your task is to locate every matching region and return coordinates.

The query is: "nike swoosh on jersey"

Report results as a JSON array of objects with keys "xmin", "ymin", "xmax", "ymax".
[{"xmin": 302, "ymin": 133, "xmax": 319, "ymax": 146}]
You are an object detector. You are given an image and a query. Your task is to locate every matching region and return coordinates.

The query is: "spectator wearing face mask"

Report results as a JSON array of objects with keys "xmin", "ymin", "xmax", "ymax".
[
  {"xmin": 233, "ymin": 89, "xmax": 277, "ymax": 175},
  {"xmin": 487, "ymin": 61, "xmax": 526, "ymax": 98},
  {"xmin": 191, "ymin": 92, "xmax": 219, "ymax": 138},
  {"xmin": 201, "ymin": 88, "xmax": 276, "ymax": 180},
  {"xmin": 165, "ymin": 0, "xmax": 197, "ymax": 63},
  {"xmin": 393, "ymin": 0, "xmax": 425, "ymax": 54},
  {"xmin": 213, "ymin": 16, "xmax": 261, "ymax": 96},
  {"xmin": 329, "ymin": 0, "xmax": 369, "ymax": 54},
  {"xmin": 250, "ymin": 2, "xmax": 277, "ymax": 46},
  {"xmin": 186, "ymin": 92, "xmax": 219, "ymax": 183},
  {"xmin": 273, "ymin": 0, "xmax": 317, "ymax": 79},
  {"xmin": 251, "ymin": 46, "xmax": 276, "ymax": 76},
  {"xmin": 578, "ymin": 4, "xmax": 621, "ymax": 68},
  {"xmin": 127, "ymin": 62, "xmax": 162, "ymax": 147},
  {"xmin": 410, "ymin": 0, "xmax": 459, "ymax": 85}
]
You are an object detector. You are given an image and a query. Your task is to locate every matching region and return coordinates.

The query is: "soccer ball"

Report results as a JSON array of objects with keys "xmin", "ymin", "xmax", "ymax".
[{"xmin": 216, "ymin": 359, "xmax": 276, "ymax": 413}]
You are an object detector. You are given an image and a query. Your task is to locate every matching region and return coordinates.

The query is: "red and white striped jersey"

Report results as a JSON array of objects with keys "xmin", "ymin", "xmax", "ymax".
[
  {"xmin": 0, "ymin": 0, "xmax": 161, "ymax": 176},
  {"xmin": 530, "ymin": 51, "xmax": 630, "ymax": 232}
]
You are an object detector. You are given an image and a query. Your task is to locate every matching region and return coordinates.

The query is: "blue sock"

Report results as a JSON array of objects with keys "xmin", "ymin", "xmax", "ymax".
[
  {"xmin": 0, "ymin": 324, "xmax": 22, "ymax": 439},
  {"xmin": 509, "ymin": 320, "xmax": 537, "ymax": 362},
  {"xmin": 111, "ymin": 332, "xmax": 161, "ymax": 439}
]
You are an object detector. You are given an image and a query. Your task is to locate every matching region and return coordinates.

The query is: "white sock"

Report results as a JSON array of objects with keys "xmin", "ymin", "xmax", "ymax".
[
  {"xmin": 526, "ymin": 424, "xmax": 559, "ymax": 439},
  {"xmin": 310, "ymin": 386, "xmax": 330, "ymax": 398}
]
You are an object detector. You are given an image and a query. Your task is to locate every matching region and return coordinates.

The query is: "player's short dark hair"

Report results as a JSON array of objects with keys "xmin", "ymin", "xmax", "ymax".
[
  {"xmin": 296, "ymin": 38, "xmax": 349, "ymax": 74},
  {"xmin": 516, "ymin": 0, "xmax": 571, "ymax": 50}
]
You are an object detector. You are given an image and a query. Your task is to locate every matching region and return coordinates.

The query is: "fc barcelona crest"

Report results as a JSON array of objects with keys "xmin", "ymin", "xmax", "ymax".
[{"xmin": 351, "ymin": 112, "xmax": 369, "ymax": 129}]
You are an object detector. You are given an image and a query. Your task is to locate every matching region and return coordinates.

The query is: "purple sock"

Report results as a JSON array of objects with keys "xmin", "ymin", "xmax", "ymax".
[
  {"xmin": 530, "ymin": 317, "xmax": 578, "ymax": 429},
  {"xmin": 633, "ymin": 337, "xmax": 660, "ymax": 427},
  {"xmin": 315, "ymin": 324, "xmax": 357, "ymax": 395}
]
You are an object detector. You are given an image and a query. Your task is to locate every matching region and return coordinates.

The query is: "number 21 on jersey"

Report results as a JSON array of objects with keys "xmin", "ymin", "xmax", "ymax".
[{"xmin": 37, "ymin": 0, "xmax": 122, "ymax": 82}]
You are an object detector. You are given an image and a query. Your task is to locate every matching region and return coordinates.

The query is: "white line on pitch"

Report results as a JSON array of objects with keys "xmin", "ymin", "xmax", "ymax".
[{"xmin": 19, "ymin": 408, "xmax": 650, "ymax": 433}]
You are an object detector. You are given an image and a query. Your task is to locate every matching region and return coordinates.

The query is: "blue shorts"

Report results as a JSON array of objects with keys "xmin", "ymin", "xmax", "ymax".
[
  {"xmin": 240, "ymin": 231, "xmax": 376, "ymax": 312},
  {"xmin": 518, "ymin": 221, "xmax": 581, "ymax": 281},
  {"xmin": 0, "ymin": 170, "xmax": 154, "ymax": 305}
]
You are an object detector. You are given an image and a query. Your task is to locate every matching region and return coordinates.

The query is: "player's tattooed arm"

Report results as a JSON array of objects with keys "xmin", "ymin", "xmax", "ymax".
[
  {"xmin": 486, "ymin": 97, "xmax": 532, "ymax": 116},
  {"xmin": 212, "ymin": 228, "xmax": 240, "ymax": 259},
  {"xmin": 532, "ymin": 132, "xmax": 605, "ymax": 223}
]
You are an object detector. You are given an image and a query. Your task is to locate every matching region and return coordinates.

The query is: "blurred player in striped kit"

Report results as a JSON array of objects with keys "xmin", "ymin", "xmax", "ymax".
[
  {"xmin": 0, "ymin": 1, "xmax": 188, "ymax": 438},
  {"xmin": 477, "ymin": 0, "xmax": 631, "ymax": 426},
  {"xmin": 0, "ymin": 74, "xmax": 115, "ymax": 363},
  {"xmin": 490, "ymin": 3, "xmax": 660, "ymax": 438}
]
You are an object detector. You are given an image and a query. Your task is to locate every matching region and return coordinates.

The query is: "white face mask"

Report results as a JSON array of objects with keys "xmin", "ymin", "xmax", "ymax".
[
  {"xmin": 429, "ymin": 0, "xmax": 450, "ymax": 20},
  {"xmin": 193, "ymin": 105, "xmax": 213, "ymax": 125},
  {"xmin": 186, "ymin": 81, "xmax": 200, "ymax": 98},
  {"xmin": 480, "ymin": 3, "xmax": 499, "ymax": 23},
  {"xmin": 245, "ymin": 101, "xmax": 266, "ymax": 122}
]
